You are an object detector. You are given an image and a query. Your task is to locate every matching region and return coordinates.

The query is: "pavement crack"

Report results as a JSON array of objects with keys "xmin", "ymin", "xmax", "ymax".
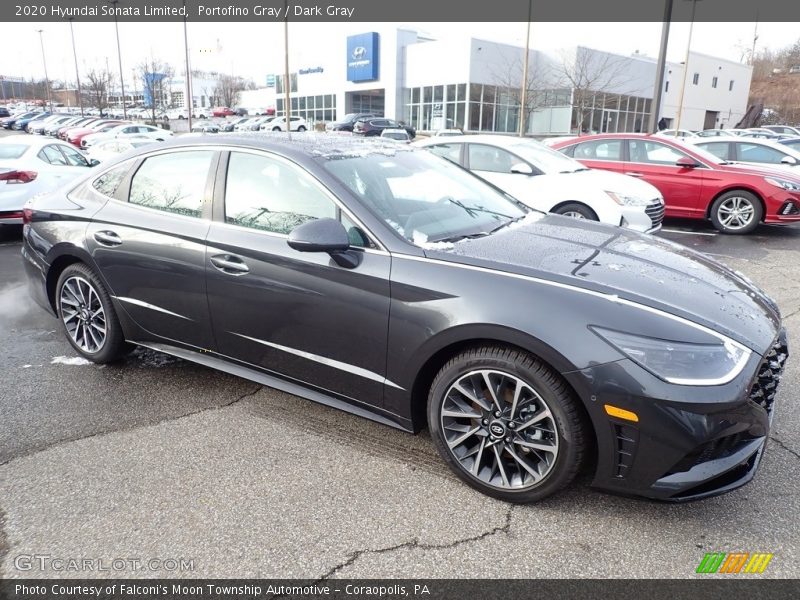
[
  {"xmin": 317, "ymin": 507, "xmax": 513, "ymax": 580},
  {"xmin": 0, "ymin": 385, "xmax": 263, "ymax": 469},
  {"xmin": 771, "ymin": 435, "xmax": 800, "ymax": 461},
  {"xmin": 782, "ymin": 306, "xmax": 800, "ymax": 321},
  {"xmin": 0, "ymin": 507, "xmax": 8, "ymax": 579}
]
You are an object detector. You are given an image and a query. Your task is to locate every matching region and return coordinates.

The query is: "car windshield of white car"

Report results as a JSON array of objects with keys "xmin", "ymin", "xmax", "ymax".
[
  {"xmin": 323, "ymin": 149, "xmax": 527, "ymax": 244},
  {"xmin": 511, "ymin": 141, "xmax": 588, "ymax": 174},
  {"xmin": 0, "ymin": 145, "xmax": 28, "ymax": 159}
]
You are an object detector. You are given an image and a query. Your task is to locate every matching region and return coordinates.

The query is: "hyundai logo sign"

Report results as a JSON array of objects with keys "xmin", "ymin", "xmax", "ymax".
[{"xmin": 347, "ymin": 33, "xmax": 379, "ymax": 82}]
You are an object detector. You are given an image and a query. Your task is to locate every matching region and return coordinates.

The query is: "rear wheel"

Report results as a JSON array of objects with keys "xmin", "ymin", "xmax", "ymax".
[
  {"xmin": 552, "ymin": 202, "xmax": 598, "ymax": 221},
  {"xmin": 710, "ymin": 190, "xmax": 762, "ymax": 234},
  {"xmin": 56, "ymin": 263, "xmax": 128, "ymax": 363},
  {"xmin": 428, "ymin": 346, "xmax": 587, "ymax": 503},
  {"xmin": 297, "ymin": 126, "xmax": 306, "ymax": 132},
  {"xmin": 272, "ymin": 127, "xmax": 281, "ymax": 132}
]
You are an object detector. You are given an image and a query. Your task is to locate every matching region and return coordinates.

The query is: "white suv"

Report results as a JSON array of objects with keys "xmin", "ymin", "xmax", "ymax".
[{"xmin": 265, "ymin": 116, "xmax": 308, "ymax": 132}]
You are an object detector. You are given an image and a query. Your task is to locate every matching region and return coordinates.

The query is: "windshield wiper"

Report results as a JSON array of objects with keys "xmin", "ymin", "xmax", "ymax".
[{"xmin": 445, "ymin": 197, "xmax": 513, "ymax": 219}]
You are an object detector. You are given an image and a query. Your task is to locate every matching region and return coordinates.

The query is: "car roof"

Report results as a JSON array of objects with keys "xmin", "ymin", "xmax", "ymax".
[{"xmin": 0, "ymin": 136, "xmax": 72, "ymax": 149}]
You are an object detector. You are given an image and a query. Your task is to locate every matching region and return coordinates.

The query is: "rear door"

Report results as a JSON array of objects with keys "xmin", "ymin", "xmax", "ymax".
[
  {"xmin": 86, "ymin": 148, "xmax": 218, "ymax": 349},
  {"xmin": 625, "ymin": 139, "xmax": 705, "ymax": 218},
  {"xmin": 561, "ymin": 138, "xmax": 626, "ymax": 174}
]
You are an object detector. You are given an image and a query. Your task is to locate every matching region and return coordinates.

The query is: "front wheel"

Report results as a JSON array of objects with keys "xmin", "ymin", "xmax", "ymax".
[
  {"xmin": 552, "ymin": 202, "xmax": 598, "ymax": 220},
  {"xmin": 710, "ymin": 190, "xmax": 762, "ymax": 234},
  {"xmin": 56, "ymin": 263, "xmax": 129, "ymax": 363},
  {"xmin": 428, "ymin": 346, "xmax": 587, "ymax": 503},
  {"xmin": 297, "ymin": 126, "xmax": 306, "ymax": 132}
]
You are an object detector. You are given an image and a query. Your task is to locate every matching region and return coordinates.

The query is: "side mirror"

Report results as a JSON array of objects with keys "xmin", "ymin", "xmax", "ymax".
[
  {"xmin": 88, "ymin": 159, "xmax": 100, "ymax": 167},
  {"xmin": 676, "ymin": 157, "xmax": 699, "ymax": 168},
  {"xmin": 510, "ymin": 162, "xmax": 533, "ymax": 175},
  {"xmin": 780, "ymin": 155, "xmax": 797, "ymax": 165},
  {"xmin": 288, "ymin": 218, "xmax": 350, "ymax": 253}
]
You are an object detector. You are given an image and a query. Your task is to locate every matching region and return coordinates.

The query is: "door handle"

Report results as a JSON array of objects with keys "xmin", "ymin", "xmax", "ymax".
[
  {"xmin": 624, "ymin": 172, "xmax": 644, "ymax": 177},
  {"xmin": 93, "ymin": 230, "xmax": 122, "ymax": 246},
  {"xmin": 210, "ymin": 254, "xmax": 250, "ymax": 274}
]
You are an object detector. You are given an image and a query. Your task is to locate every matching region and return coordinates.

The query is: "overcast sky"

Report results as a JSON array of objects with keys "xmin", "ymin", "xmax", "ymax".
[{"xmin": 1, "ymin": 21, "xmax": 797, "ymax": 87}]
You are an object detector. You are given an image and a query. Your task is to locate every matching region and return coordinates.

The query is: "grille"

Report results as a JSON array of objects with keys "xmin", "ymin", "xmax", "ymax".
[
  {"xmin": 749, "ymin": 333, "xmax": 788, "ymax": 413},
  {"xmin": 645, "ymin": 201, "xmax": 666, "ymax": 228},
  {"xmin": 612, "ymin": 423, "xmax": 638, "ymax": 478}
]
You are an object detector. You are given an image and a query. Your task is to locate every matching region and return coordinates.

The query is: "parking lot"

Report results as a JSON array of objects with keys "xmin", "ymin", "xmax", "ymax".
[{"xmin": 1, "ymin": 128, "xmax": 799, "ymax": 580}]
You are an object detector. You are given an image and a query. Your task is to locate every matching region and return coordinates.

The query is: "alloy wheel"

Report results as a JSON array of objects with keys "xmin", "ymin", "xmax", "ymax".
[
  {"xmin": 59, "ymin": 276, "xmax": 107, "ymax": 353},
  {"xmin": 717, "ymin": 196, "xmax": 755, "ymax": 230},
  {"xmin": 440, "ymin": 369, "xmax": 559, "ymax": 490},
  {"xmin": 561, "ymin": 211, "xmax": 587, "ymax": 219}
]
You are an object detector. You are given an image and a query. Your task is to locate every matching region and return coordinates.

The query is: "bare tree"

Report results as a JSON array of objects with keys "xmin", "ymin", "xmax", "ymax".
[
  {"xmin": 214, "ymin": 74, "xmax": 248, "ymax": 109},
  {"xmin": 554, "ymin": 47, "xmax": 642, "ymax": 134},
  {"xmin": 138, "ymin": 58, "xmax": 174, "ymax": 122},
  {"xmin": 491, "ymin": 54, "xmax": 549, "ymax": 134},
  {"xmin": 84, "ymin": 69, "xmax": 114, "ymax": 116}
]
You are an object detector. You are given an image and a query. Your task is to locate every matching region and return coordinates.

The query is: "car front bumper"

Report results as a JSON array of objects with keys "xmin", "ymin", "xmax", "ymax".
[{"xmin": 564, "ymin": 330, "xmax": 787, "ymax": 501}]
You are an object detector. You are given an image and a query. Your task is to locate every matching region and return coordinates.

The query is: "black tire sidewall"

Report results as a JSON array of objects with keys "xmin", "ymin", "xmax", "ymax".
[
  {"xmin": 55, "ymin": 264, "xmax": 126, "ymax": 363},
  {"xmin": 554, "ymin": 202, "xmax": 598, "ymax": 221},
  {"xmin": 427, "ymin": 348, "xmax": 584, "ymax": 503},
  {"xmin": 710, "ymin": 190, "xmax": 762, "ymax": 234}
]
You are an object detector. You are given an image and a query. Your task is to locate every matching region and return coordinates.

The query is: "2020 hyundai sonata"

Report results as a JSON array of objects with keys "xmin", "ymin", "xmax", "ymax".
[{"xmin": 22, "ymin": 134, "xmax": 787, "ymax": 503}]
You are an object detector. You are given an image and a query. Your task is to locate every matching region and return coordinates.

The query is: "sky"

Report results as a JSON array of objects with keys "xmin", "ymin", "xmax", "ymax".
[{"xmin": 1, "ymin": 21, "xmax": 797, "ymax": 88}]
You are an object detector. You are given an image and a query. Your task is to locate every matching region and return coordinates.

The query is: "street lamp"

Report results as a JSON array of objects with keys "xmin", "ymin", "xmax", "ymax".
[
  {"xmin": 35, "ymin": 29, "xmax": 53, "ymax": 112},
  {"xmin": 648, "ymin": 0, "xmax": 674, "ymax": 133},
  {"xmin": 68, "ymin": 18, "xmax": 84, "ymax": 116},
  {"xmin": 106, "ymin": 0, "xmax": 127, "ymax": 120},
  {"xmin": 518, "ymin": 0, "xmax": 532, "ymax": 137},
  {"xmin": 182, "ymin": 0, "xmax": 193, "ymax": 131},
  {"xmin": 674, "ymin": 0, "xmax": 701, "ymax": 134}
]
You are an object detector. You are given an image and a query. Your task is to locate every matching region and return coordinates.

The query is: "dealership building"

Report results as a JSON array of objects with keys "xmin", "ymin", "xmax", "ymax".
[{"xmin": 236, "ymin": 27, "xmax": 753, "ymax": 135}]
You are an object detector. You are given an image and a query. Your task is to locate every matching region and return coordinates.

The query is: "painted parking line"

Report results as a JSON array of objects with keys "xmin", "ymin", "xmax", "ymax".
[{"xmin": 660, "ymin": 229, "xmax": 718, "ymax": 237}]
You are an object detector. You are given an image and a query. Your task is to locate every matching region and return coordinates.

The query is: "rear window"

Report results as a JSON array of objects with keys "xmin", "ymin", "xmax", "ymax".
[{"xmin": 0, "ymin": 145, "xmax": 28, "ymax": 159}]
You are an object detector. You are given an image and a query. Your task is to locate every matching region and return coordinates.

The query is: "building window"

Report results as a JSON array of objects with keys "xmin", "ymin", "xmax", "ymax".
[
  {"xmin": 729, "ymin": 80, "xmax": 734, "ymax": 91},
  {"xmin": 692, "ymin": 73, "xmax": 699, "ymax": 85},
  {"xmin": 712, "ymin": 76, "xmax": 718, "ymax": 88}
]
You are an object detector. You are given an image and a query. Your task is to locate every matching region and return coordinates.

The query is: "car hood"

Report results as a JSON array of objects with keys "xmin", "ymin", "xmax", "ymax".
[
  {"xmin": 426, "ymin": 214, "xmax": 780, "ymax": 352},
  {"xmin": 716, "ymin": 160, "xmax": 800, "ymax": 181},
  {"xmin": 557, "ymin": 168, "xmax": 663, "ymax": 199}
]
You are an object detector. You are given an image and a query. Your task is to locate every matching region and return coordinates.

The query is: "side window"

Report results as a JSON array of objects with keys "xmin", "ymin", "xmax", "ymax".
[
  {"xmin": 38, "ymin": 145, "xmax": 68, "ymax": 166},
  {"xmin": 341, "ymin": 212, "xmax": 373, "ymax": 248},
  {"xmin": 122, "ymin": 126, "xmax": 138, "ymax": 134},
  {"xmin": 428, "ymin": 143, "xmax": 462, "ymax": 165},
  {"xmin": 129, "ymin": 150, "xmax": 214, "ymax": 217},
  {"xmin": 699, "ymin": 142, "xmax": 731, "ymax": 160},
  {"xmin": 572, "ymin": 140, "xmax": 623, "ymax": 161},
  {"xmin": 60, "ymin": 145, "xmax": 90, "ymax": 167},
  {"xmin": 224, "ymin": 151, "xmax": 336, "ymax": 235},
  {"xmin": 468, "ymin": 144, "xmax": 517, "ymax": 173},
  {"xmin": 92, "ymin": 162, "xmax": 131, "ymax": 197},
  {"xmin": 738, "ymin": 143, "xmax": 788, "ymax": 164},
  {"xmin": 629, "ymin": 140, "xmax": 689, "ymax": 165}
]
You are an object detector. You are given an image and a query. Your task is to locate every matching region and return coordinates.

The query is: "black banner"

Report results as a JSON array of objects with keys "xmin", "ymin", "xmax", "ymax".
[
  {"xmin": 0, "ymin": 0, "xmax": 797, "ymax": 23},
  {"xmin": 1, "ymin": 580, "xmax": 800, "ymax": 600}
]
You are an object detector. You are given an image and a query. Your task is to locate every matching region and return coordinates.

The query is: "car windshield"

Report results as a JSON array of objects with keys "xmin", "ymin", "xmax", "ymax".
[
  {"xmin": 0, "ymin": 144, "xmax": 29, "ymax": 159},
  {"xmin": 507, "ymin": 140, "xmax": 588, "ymax": 174},
  {"xmin": 323, "ymin": 149, "xmax": 528, "ymax": 245}
]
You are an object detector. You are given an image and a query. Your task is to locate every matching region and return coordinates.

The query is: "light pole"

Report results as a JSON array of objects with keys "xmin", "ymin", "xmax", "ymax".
[
  {"xmin": 36, "ymin": 29, "xmax": 53, "ymax": 112},
  {"xmin": 283, "ymin": 0, "xmax": 291, "ymax": 138},
  {"xmin": 675, "ymin": 0, "xmax": 700, "ymax": 134},
  {"xmin": 518, "ymin": 0, "xmax": 532, "ymax": 137},
  {"xmin": 648, "ymin": 0, "xmax": 673, "ymax": 133},
  {"xmin": 183, "ymin": 0, "xmax": 193, "ymax": 131},
  {"xmin": 68, "ymin": 18, "xmax": 84, "ymax": 116},
  {"xmin": 106, "ymin": 0, "xmax": 127, "ymax": 119}
]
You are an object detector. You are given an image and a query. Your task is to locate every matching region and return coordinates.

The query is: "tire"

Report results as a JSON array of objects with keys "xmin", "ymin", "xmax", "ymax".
[
  {"xmin": 55, "ymin": 263, "xmax": 128, "ymax": 363},
  {"xmin": 710, "ymin": 190, "xmax": 762, "ymax": 234},
  {"xmin": 272, "ymin": 127, "xmax": 281, "ymax": 132},
  {"xmin": 297, "ymin": 126, "xmax": 306, "ymax": 132},
  {"xmin": 428, "ymin": 346, "xmax": 587, "ymax": 503},
  {"xmin": 552, "ymin": 202, "xmax": 598, "ymax": 221}
]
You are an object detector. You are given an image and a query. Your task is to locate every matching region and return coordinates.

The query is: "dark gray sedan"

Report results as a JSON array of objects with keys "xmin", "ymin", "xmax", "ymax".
[{"xmin": 21, "ymin": 134, "xmax": 787, "ymax": 503}]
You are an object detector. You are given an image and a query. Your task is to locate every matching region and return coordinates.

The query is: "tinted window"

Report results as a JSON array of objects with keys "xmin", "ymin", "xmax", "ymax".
[
  {"xmin": 428, "ymin": 143, "xmax": 462, "ymax": 164},
  {"xmin": 468, "ymin": 144, "xmax": 517, "ymax": 173},
  {"xmin": 60, "ymin": 145, "xmax": 90, "ymax": 167},
  {"xmin": 224, "ymin": 151, "xmax": 335, "ymax": 235},
  {"xmin": 698, "ymin": 142, "xmax": 730, "ymax": 160},
  {"xmin": 737, "ymin": 143, "xmax": 789, "ymax": 164},
  {"xmin": 129, "ymin": 150, "xmax": 213, "ymax": 217},
  {"xmin": 572, "ymin": 140, "xmax": 623, "ymax": 161},
  {"xmin": 92, "ymin": 163, "xmax": 131, "ymax": 197},
  {"xmin": 38, "ymin": 146, "xmax": 68, "ymax": 166},
  {"xmin": 629, "ymin": 140, "xmax": 689, "ymax": 165}
]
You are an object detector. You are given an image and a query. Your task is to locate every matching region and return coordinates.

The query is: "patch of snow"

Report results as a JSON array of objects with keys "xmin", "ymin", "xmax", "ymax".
[{"xmin": 51, "ymin": 356, "xmax": 92, "ymax": 366}]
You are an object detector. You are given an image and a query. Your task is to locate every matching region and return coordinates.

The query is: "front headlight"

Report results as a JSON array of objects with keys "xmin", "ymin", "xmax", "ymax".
[
  {"xmin": 591, "ymin": 327, "xmax": 751, "ymax": 385},
  {"xmin": 605, "ymin": 191, "xmax": 653, "ymax": 207},
  {"xmin": 764, "ymin": 176, "xmax": 800, "ymax": 192}
]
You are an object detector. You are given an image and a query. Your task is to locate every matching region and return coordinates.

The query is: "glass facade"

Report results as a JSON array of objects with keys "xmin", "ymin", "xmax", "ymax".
[
  {"xmin": 574, "ymin": 92, "xmax": 652, "ymax": 134},
  {"xmin": 276, "ymin": 94, "xmax": 336, "ymax": 122}
]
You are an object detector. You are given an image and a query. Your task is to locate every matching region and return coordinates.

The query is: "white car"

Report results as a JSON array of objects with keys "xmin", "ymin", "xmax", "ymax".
[
  {"xmin": 380, "ymin": 128, "xmax": 411, "ymax": 142},
  {"xmin": 264, "ymin": 116, "xmax": 308, "ymax": 132},
  {"xmin": 81, "ymin": 123, "xmax": 173, "ymax": 148},
  {"xmin": 415, "ymin": 134, "xmax": 664, "ymax": 233},
  {"xmin": 0, "ymin": 137, "xmax": 97, "ymax": 226},
  {"xmin": 28, "ymin": 114, "xmax": 74, "ymax": 135},
  {"xmin": 85, "ymin": 137, "xmax": 157, "ymax": 163},
  {"xmin": 686, "ymin": 136, "xmax": 800, "ymax": 172},
  {"xmin": 163, "ymin": 108, "xmax": 209, "ymax": 120},
  {"xmin": 654, "ymin": 129, "xmax": 699, "ymax": 139}
]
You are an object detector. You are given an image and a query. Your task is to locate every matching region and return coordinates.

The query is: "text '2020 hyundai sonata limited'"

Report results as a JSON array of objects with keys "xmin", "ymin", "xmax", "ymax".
[{"xmin": 22, "ymin": 134, "xmax": 787, "ymax": 503}]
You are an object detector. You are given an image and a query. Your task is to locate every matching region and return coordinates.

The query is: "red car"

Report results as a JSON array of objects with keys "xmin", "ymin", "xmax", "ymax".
[
  {"xmin": 212, "ymin": 106, "xmax": 235, "ymax": 117},
  {"xmin": 64, "ymin": 121, "xmax": 123, "ymax": 147},
  {"xmin": 551, "ymin": 133, "xmax": 800, "ymax": 234}
]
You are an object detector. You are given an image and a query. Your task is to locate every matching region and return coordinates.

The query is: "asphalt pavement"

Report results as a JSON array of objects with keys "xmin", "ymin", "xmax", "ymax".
[{"xmin": 1, "ymin": 179, "xmax": 799, "ymax": 580}]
